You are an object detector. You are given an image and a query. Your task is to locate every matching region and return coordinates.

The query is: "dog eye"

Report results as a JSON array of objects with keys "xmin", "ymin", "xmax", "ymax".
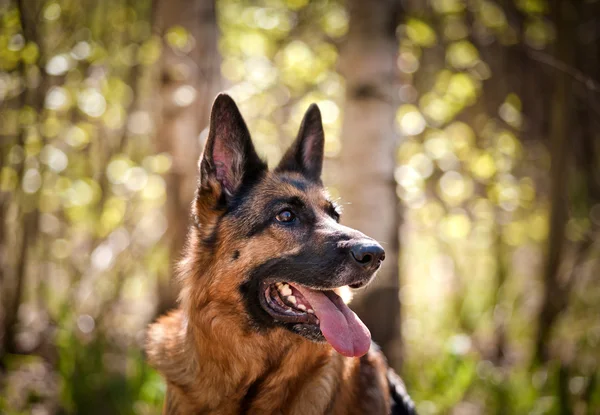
[{"xmin": 275, "ymin": 210, "xmax": 296, "ymax": 223}]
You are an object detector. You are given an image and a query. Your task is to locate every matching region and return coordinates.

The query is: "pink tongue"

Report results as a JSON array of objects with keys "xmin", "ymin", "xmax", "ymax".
[{"xmin": 294, "ymin": 286, "xmax": 371, "ymax": 357}]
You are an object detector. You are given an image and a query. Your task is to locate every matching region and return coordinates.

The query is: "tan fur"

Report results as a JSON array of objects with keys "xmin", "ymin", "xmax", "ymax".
[{"xmin": 147, "ymin": 309, "xmax": 391, "ymax": 414}]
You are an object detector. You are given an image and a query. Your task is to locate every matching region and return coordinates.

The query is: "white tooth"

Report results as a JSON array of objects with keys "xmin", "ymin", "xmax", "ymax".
[
  {"xmin": 307, "ymin": 309, "xmax": 314, "ymax": 314},
  {"xmin": 297, "ymin": 304, "xmax": 306, "ymax": 311},
  {"xmin": 287, "ymin": 295, "xmax": 296, "ymax": 304},
  {"xmin": 280, "ymin": 285, "xmax": 292, "ymax": 296}
]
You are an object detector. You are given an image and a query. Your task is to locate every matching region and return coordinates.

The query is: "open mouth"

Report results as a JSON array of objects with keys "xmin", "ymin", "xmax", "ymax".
[{"xmin": 260, "ymin": 281, "xmax": 371, "ymax": 357}]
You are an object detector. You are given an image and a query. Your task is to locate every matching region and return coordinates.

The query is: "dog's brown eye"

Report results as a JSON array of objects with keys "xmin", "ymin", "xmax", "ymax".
[{"xmin": 276, "ymin": 210, "xmax": 296, "ymax": 223}]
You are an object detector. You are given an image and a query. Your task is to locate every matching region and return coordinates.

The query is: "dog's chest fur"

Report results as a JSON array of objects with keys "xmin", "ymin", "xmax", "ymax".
[{"xmin": 146, "ymin": 308, "xmax": 391, "ymax": 414}]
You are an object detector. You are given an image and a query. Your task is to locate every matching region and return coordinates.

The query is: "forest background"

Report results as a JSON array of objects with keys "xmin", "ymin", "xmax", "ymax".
[{"xmin": 1, "ymin": 0, "xmax": 600, "ymax": 413}]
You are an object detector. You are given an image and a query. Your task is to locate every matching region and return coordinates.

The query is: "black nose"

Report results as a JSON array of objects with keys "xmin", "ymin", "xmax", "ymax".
[{"xmin": 350, "ymin": 242, "xmax": 385, "ymax": 268}]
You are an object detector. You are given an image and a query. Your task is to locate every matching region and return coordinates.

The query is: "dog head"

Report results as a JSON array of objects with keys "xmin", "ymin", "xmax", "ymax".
[{"xmin": 184, "ymin": 94, "xmax": 384, "ymax": 357}]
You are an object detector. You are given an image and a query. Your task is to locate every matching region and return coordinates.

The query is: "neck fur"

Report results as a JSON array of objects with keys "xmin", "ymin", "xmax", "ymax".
[{"xmin": 147, "ymin": 278, "xmax": 338, "ymax": 413}]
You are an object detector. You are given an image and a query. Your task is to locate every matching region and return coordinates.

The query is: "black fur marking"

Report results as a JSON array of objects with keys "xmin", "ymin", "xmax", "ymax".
[
  {"xmin": 240, "ymin": 375, "xmax": 266, "ymax": 413},
  {"xmin": 232, "ymin": 250, "xmax": 240, "ymax": 260},
  {"xmin": 248, "ymin": 245, "xmax": 347, "ymax": 289},
  {"xmin": 280, "ymin": 176, "xmax": 310, "ymax": 192},
  {"xmin": 238, "ymin": 245, "xmax": 347, "ymax": 337},
  {"xmin": 388, "ymin": 368, "xmax": 417, "ymax": 415},
  {"xmin": 245, "ymin": 219, "xmax": 272, "ymax": 238},
  {"xmin": 239, "ymin": 243, "xmax": 371, "ymax": 342},
  {"xmin": 370, "ymin": 343, "xmax": 417, "ymax": 415},
  {"xmin": 239, "ymin": 277, "xmax": 275, "ymax": 332},
  {"xmin": 266, "ymin": 196, "xmax": 306, "ymax": 211},
  {"xmin": 239, "ymin": 359, "xmax": 282, "ymax": 414}
]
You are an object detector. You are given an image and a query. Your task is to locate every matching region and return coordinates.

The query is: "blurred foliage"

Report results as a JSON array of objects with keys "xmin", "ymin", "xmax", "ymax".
[
  {"xmin": 0, "ymin": 0, "xmax": 165, "ymax": 413},
  {"xmin": 1, "ymin": 0, "xmax": 599, "ymax": 414},
  {"xmin": 218, "ymin": 0, "xmax": 347, "ymax": 168},
  {"xmin": 396, "ymin": 1, "xmax": 600, "ymax": 414}
]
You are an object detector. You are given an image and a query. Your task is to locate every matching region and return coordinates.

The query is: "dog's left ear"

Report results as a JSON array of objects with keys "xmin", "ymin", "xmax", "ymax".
[{"xmin": 275, "ymin": 104, "xmax": 324, "ymax": 182}]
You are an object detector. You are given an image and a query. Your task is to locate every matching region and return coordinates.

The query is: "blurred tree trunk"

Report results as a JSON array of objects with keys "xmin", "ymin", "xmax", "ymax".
[
  {"xmin": 1, "ymin": 0, "xmax": 46, "ymax": 358},
  {"xmin": 534, "ymin": 0, "xmax": 576, "ymax": 366},
  {"xmin": 534, "ymin": 0, "xmax": 600, "ymax": 367},
  {"xmin": 152, "ymin": 0, "xmax": 221, "ymax": 316},
  {"xmin": 338, "ymin": 0, "xmax": 403, "ymax": 370}
]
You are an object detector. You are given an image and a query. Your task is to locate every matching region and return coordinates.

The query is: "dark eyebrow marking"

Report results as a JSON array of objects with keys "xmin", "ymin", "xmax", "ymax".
[
  {"xmin": 264, "ymin": 196, "xmax": 305, "ymax": 212},
  {"xmin": 280, "ymin": 176, "xmax": 310, "ymax": 192}
]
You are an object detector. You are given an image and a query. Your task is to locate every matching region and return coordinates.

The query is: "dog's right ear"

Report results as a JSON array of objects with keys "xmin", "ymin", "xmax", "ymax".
[
  {"xmin": 275, "ymin": 104, "xmax": 324, "ymax": 183},
  {"xmin": 198, "ymin": 94, "xmax": 266, "ymax": 205}
]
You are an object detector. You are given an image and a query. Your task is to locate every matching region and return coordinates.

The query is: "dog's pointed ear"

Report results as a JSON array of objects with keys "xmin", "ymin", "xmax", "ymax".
[
  {"xmin": 199, "ymin": 94, "xmax": 266, "ymax": 202},
  {"xmin": 275, "ymin": 104, "xmax": 324, "ymax": 182}
]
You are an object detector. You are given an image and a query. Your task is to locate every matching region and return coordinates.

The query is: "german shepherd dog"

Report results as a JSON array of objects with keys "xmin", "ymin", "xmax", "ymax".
[{"xmin": 146, "ymin": 94, "xmax": 416, "ymax": 414}]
